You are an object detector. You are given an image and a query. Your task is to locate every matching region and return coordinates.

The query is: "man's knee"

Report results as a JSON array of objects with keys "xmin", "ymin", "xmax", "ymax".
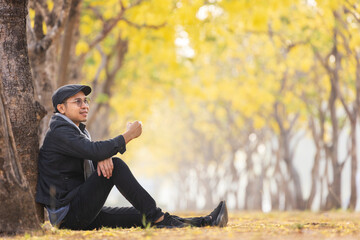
[{"xmin": 112, "ymin": 157, "xmax": 129, "ymax": 171}]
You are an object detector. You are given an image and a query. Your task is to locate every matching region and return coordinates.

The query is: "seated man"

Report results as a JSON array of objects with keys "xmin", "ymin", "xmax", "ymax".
[{"xmin": 36, "ymin": 84, "xmax": 228, "ymax": 229}]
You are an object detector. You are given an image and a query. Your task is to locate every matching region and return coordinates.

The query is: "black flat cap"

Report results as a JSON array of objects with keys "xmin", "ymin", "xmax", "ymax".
[{"xmin": 52, "ymin": 84, "xmax": 92, "ymax": 112}]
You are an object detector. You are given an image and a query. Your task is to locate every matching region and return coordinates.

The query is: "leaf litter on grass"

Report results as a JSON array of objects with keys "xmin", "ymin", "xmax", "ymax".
[{"xmin": 2, "ymin": 211, "xmax": 360, "ymax": 240}]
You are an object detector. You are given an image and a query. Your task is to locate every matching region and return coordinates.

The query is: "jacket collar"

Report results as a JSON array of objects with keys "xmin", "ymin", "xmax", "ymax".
[{"xmin": 53, "ymin": 113, "xmax": 88, "ymax": 136}]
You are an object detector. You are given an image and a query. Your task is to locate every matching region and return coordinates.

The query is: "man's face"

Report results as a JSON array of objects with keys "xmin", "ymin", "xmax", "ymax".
[{"xmin": 57, "ymin": 91, "xmax": 89, "ymax": 126}]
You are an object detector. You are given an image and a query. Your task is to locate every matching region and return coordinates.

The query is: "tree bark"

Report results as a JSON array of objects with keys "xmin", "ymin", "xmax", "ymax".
[
  {"xmin": 28, "ymin": 21, "xmax": 54, "ymax": 144},
  {"xmin": 57, "ymin": 0, "xmax": 82, "ymax": 86},
  {"xmin": 324, "ymin": 82, "xmax": 342, "ymax": 209},
  {"xmin": 320, "ymin": 26, "xmax": 343, "ymax": 210},
  {"xmin": 274, "ymin": 101, "xmax": 304, "ymax": 210},
  {"xmin": 0, "ymin": 0, "xmax": 45, "ymax": 233},
  {"xmin": 270, "ymin": 142, "xmax": 282, "ymax": 210},
  {"xmin": 306, "ymin": 114, "xmax": 323, "ymax": 210},
  {"xmin": 28, "ymin": 0, "xmax": 72, "ymax": 143},
  {"xmin": 348, "ymin": 119, "xmax": 357, "ymax": 209},
  {"xmin": 350, "ymin": 52, "xmax": 360, "ymax": 209},
  {"xmin": 330, "ymin": 10, "xmax": 358, "ymax": 210},
  {"xmin": 244, "ymin": 139, "xmax": 263, "ymax": 210}
]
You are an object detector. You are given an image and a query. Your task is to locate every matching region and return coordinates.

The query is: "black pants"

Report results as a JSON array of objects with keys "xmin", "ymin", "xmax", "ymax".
[{"xmin": 59, "ymin": 157, "xmax": 207, "ymax": 230}]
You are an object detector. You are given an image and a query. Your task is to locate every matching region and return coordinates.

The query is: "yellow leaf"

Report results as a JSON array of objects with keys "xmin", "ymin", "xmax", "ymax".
[{"xmin": 76, "ymin": 41, "xmax": 89, "ymax": 55}]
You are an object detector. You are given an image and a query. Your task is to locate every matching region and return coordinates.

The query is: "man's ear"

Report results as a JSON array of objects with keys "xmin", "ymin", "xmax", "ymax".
[{"xmin": 57, "ymin": 104, "xmax": 65, "ymax": 114}]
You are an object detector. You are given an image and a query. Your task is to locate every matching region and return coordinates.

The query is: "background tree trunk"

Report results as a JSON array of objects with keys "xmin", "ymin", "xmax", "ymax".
[
  {"xmin": 87, "ymin": 37, "xmax": 128, "ymax": 139},
  {"xmin": 306, "ymin": 114, "xmax": 324, "ymax": 210},
  {"xmin": 349, "ymin": 120, "xmax": 357, "ymax": 209},
  {"xmin": 0, "ymin": 0, "xmax": 46, "ymax": 233},
  {"xmin": 28, "ymin": 0, "xmax": 72, "ymax": 143},
  {"xmin": 57, "ymin": 0, "xmax": 82, "ymax": 86},
  {"xmin": 324, "ymin": 83, "xmax": 342, "ymax": 209}
]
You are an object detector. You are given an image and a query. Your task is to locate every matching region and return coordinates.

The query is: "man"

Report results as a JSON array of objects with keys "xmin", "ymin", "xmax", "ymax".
[{"xmin": 36, "ymin": 84, "xmax": 228, "ymax": 229}]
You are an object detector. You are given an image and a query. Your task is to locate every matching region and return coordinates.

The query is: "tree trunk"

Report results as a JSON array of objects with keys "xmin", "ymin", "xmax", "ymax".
[
  {"xmin": 348, "ymin": 119, "xmax": 357, "ymax": 210},
  {"xmin": 0, "ymin": 0, "xmax": 45, "ymax": 233},
  {"xmin": 274, "ymin": 102, "xmax": 304, "ymax": 210},
  {"xmin": 228, "ymin": 152, "xmax": 240, "ymax": 209},
  {"xmin": 196, "ymin": 163, "xmax": 215, "ymax": 210},
  {"xmin": 28, "ymin": 36, "xmax": 55, "ymax": 145},
  {"xmin": 270, "ymin": 180, "xmax": 280, "ymax": 210},
  {"xmin": 350, "ymin": 49, "xmax": 360, "ymax": 210},
  {"xmin": 288, "ymin": 158, "xmax": 305, "ymax": 209},
  {"xmin": 87, "ymin": 38, "xmax": 128, "ymax": 140},
  {"xmin": 305, "ymin": 103, "xmax": 326, "ymax": 210},
  {"xmin": 271, "ymin": 141, "xmax": 282, "ymax": 210},
  {"xmin": 28, "ymin": 0, "xmax": 73, "ymax": 142},
  {"xmin": 306, "ymin": 143, "xmax": 320, "ymax": 209},
  {"xmin": 325, "ymin": 83, "xmax": 342, "ymax": 209},
  {"xmin": 245, "ymin": 175, "xmax": 263, "ymax": 210},
  {"xmin": 57, "ymin": 0, "xmax": 82, "ymax": 86},
  {"xmin": 325, "ymin": 163, "xmax": 342, "ymax": 209},
  {"xmin": 244, "ymin": 146, "xmax": 263, "ymax": 210}
]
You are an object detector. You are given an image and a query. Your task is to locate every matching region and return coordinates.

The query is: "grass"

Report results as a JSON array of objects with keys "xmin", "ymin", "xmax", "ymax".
[{"xmin": 2, "ymin": 211, "xmax": 360, "ymax": 239}]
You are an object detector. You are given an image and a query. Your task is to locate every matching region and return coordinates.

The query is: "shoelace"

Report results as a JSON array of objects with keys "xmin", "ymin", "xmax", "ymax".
[
  {"xmin": 202, "ymin": 216, "xmax": 213, "ymax": 226},
  {"xmin": 156, "ymin": 213, "xmax": 181, "ymax": 226}
]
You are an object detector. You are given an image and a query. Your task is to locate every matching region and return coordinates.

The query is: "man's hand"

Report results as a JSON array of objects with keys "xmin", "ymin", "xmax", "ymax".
[
  {"xmin": 97, "ymin": 158, "xmax": 113, "ymax": 179},
  {"xmin": 123, "ymin": 121, "xmax": 142, "ymax": 144}
]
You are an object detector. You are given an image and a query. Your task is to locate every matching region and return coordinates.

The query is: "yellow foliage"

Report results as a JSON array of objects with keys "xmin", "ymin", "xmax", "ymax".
[
  {"xmin": 43, "ymin": 22, "xmax": 47, "ymax": 34},
  {"xmin": 89, "ymin": 0, "xmax": 103, "ymax": 7},
  {"xmin": 80, "ymin": 15, "xmax": 94, "ymax": 35},
  {"xmin": 75, "ymin": 41, "xmax": 89, "ymax": 55},
  {"xmin": 328, "ymin": 0, "xmax": 342, "ymax": 10},
  {"xmin": 349, "ymin": 31, "xmax": 360, "ymax": 52},
  {"xmin": 47, "ymin": 0, "xmax": 54, "ymax": 11},
  {"xmin": 29, "ymin": 8, "xmax": 35, "ymax": 28},
  {"xmin": 251, "ymin": 9, "xmax": 268, "ymax": 31},
  {"xmin": 254, "ymin": 117, "xmax": 265, "ymax": 129},
  {"xmin": 103, "ymin": 8, "xmax": 115, "ymax": 20},
  {"xmin": 67, "ymin": 0, "xmax": 360, "ymax": 178}
]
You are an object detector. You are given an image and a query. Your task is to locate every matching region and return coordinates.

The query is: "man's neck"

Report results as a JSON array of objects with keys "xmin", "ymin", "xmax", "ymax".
[
  {"xmin": 55, "ymin": 113, "xmax": 80, "ymax": 128},
  {"xmin": 54, "ymin": 113, "xmax": 90, "ymax": 140}
]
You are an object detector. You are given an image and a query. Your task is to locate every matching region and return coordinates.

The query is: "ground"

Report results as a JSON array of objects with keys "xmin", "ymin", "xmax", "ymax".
[{"xmin": 3, "ymin": 211, "xmax": 360, "ymax": 239}]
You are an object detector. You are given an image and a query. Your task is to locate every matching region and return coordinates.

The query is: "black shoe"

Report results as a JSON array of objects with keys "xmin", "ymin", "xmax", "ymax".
[
  {"xmin": 207, "ymin": 201, "xmax": 228, "ymax": 227},
  {"xmin": 154, "ymin": 213, "xmax": 188, "ymax": 228}
]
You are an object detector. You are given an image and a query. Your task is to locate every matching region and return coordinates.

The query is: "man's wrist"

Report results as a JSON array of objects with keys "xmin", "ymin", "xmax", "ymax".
[{"xmin": 122, "ymin": 131, "xmax": 132, "ymax": 144}]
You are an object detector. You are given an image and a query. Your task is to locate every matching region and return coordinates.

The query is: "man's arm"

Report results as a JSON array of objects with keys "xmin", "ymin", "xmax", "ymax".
[
  {"xmin": 51, "ymin": 126, "xmax": 126, "ymax": 161},
  {"xmin": 96, "ymin": 121, "xmax": 142, "ymax": 178},
  {"xmin": 52, "ymin": 120, "xmax": 142, "ymax": 161}
]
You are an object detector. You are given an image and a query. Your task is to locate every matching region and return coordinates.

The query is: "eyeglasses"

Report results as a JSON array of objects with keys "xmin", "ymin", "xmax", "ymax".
[{"xmin": 64, "ymin": 97, "xmax": 91, "ymax": 107}]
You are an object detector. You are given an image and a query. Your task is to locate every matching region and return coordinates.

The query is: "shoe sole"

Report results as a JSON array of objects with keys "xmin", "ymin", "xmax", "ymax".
[{"xmin": 215, "ymin": 201, "xmax": 228, "ymax": 227}]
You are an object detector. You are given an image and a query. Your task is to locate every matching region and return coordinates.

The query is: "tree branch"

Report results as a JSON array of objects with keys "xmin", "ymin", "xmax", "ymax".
[
  {"xmin": 122, "ymin": 18, "xmax": 167, "ymax": 29},
  {"xmin": 119, "ymin": 0, "xmax": 125, "ymax": 11},
  {"xmin": 77, "ymin": 0, "xmax": 167, "ymax": 66},
  {"xmin": 26, "ymin": 15, "xmax": 36, "ymax": 45},
  {"xmin": 92, "ymin": 45, "xmax": 108, "ymax": 90},
  {"xmin": 28, "ymin": 0, "xmax": 72, "ymax": 54},
  {"xmin": 128, "ymin": 0, "xmax": 143, "ymax": 8},
  {"xmin": 33, "ymin": 0, "xmax": 50, "ymax": 26},
  {"xmin": 344, "ymin": 1, "xmax": 360, "ymax": 23},
  {"xmin": 76, "ymin": 11, "xmax": 125, "ymax": 66}
]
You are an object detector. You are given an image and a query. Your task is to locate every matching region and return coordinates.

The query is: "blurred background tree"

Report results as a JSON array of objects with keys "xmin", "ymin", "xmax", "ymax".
[{"xmin": 27, "ymin": 0, "xmax": 360, "ymax": 212}]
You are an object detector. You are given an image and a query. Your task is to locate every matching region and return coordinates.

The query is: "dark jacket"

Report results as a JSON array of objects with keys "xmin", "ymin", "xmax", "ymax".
[{"xmin": 35, "ymin": 114, "xmax": 126, "ymax": 208}]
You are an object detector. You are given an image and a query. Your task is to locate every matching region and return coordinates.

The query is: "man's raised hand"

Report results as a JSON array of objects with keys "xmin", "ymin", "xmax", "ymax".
[{"xmin": 123, "ymin": 120, "xmax": 142, "ymax": 144}]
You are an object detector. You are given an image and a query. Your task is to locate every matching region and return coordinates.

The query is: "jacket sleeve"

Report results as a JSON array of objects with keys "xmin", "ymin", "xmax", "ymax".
[{"xmin": 51, "ymin": 125, "xmax": 126, "ymax": 161}]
